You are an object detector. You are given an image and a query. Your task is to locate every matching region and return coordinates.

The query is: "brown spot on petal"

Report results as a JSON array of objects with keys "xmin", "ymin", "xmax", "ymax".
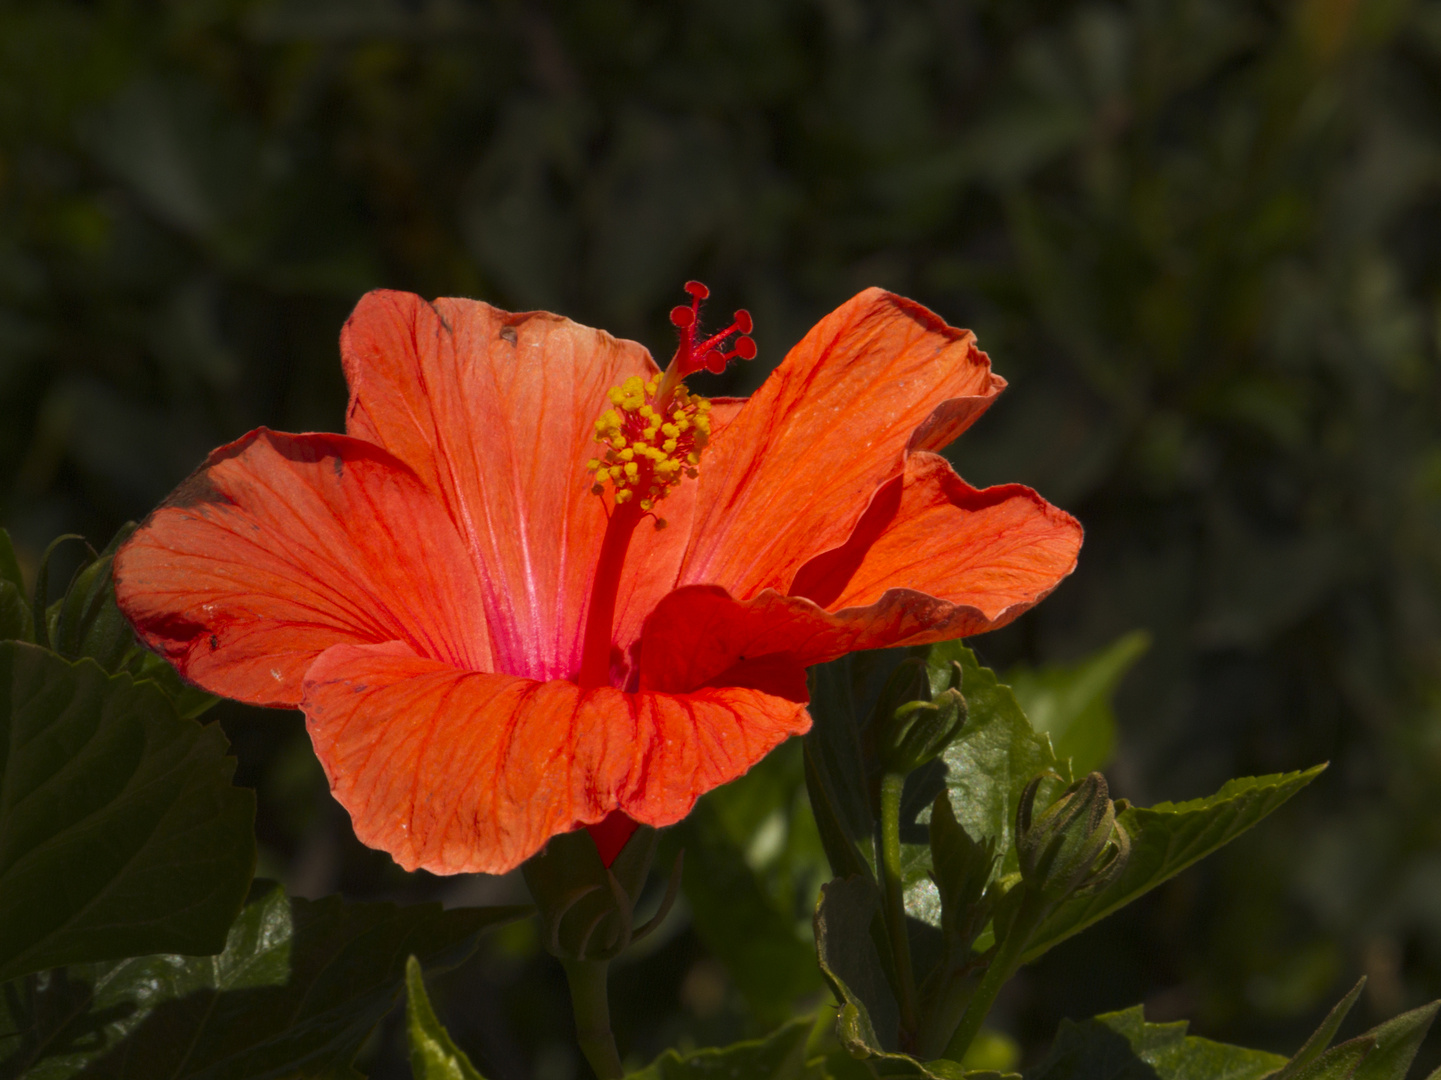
[{"xmin": 166, "ymin": 470, "xmax": 226, "ymax": 510}]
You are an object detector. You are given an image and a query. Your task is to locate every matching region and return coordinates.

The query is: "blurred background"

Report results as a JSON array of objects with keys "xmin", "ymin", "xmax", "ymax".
[{"xmin": 4, "ymin": 0, "xmax": 1441, "ymax": 1076}]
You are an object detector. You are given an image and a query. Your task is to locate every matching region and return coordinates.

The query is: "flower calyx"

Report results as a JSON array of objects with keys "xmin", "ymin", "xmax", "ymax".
[
  {"xmin": 522, "ymin": 820, "xmax": 683, "ymax": 963},
  {"xmin": 1016, "ymin": 771, "xmax": 1131, "ymax": 905}
]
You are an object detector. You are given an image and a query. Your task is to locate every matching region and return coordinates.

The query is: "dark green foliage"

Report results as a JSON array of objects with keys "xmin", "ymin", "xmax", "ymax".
[
  {"xmin": 4, "ymin": 0, "xmax": 1441, "ymax": 1073},
  {"xmin": 678, "ymin": 741, "xmax": 829, "ymax": 1024},
  {"xmin": 1024, "ymin": 993, "xmax": 1441, "ymax": 1080},
  {"xmin": 1024, "ymin": 1008, "xmax": 1286, "ymax": 1080},
  {"xmin": 0, "ymin": 881, "xmax": 525, "ymax": 1080},
  {"xmin": 0, "ymin": 640, "xmax": 254, "ymax": 980},
  {"xmin": 626, "ymin": 1018, "xmax": 827, "ymax": 1080}
]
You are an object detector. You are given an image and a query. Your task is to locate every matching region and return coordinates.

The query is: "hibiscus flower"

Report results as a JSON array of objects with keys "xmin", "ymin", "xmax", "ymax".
[{"xmin": 114, "ymin": 285, "xmax": 1082, "ymax": 876}]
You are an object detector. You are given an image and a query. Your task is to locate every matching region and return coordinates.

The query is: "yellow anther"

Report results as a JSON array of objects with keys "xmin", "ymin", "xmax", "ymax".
[{"xmin": 590, "ymin": 372, "xmax": 715, "ymax": 505}]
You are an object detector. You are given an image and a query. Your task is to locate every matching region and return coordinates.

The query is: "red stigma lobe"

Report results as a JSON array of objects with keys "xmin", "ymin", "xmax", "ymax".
[{"xmin": 669, "ymin": 281, "xmax": 756, "ymax": 379}]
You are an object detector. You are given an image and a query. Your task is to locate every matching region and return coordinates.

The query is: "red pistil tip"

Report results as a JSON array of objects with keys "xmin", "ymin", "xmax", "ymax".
[{"xmin": 669, "ymin": 281, "xmax": 756, "ymax": 379}]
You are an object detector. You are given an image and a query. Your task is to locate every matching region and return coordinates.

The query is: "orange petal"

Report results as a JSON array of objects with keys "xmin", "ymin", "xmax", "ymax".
[
  {"xmin": 302, "ymin": 642, "xmax": 811, "ymax": 875},
  {"xmin": 639, "ymin": 456, "xmax": 1081, "ymax": 693},
  {"xmin": 678, "ymin": 289, "xmax": 1004, "ymax": 599},
  {"xmin": 607, "ymin": 397, "xmax": 747, "ymax": 680},
  {"xmin": 339, "ymin": 291, "xmax": 658, "ymax": 680},
  {"xmin": 114, "ymin": 430, "xmax": 489, "ymax": 708}
]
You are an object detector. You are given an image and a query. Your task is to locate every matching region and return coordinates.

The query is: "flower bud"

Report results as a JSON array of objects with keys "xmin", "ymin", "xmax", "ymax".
[
  {"xmin": 523, "ymin": 823, "xmax": 672, "ymax": 962},
  {"xmin": 1016, "ymin": 771, "xmax": 1130, "ymax": 904},
  {"xmin": 872, "ymin": 659, "xmax": 967, "ymax": 775}
]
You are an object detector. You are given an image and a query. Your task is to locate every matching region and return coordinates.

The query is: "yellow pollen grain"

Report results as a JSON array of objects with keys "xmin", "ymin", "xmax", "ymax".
[{"xmin": 590, "ymin": 375, "xmax": 716, "ymax": 506}]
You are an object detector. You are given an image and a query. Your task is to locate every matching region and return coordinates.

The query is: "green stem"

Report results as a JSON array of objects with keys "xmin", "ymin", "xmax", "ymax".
[
  {"xmin": 942, "ymin": 892, "xmax": 1047, "ymax": 1063},
  {"xmin": 879, "ymin": 771, "xmax": 920, "ymax": 1039},
  {"xmin": 562, "ymin": 958, "xmax": 623, "ymax": 1079}
]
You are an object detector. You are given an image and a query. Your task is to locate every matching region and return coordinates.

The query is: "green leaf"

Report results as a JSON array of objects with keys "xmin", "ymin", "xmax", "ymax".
[
  {"xmin": 1351, "ymin": 1000, "xmax": 1440, "ymax": 1080},
  {"xmin": 680, "ymin": 742, "xmax": 828, "ymax": 1022},
  {"xmin": 1273, "ymin": 979, "xmax": 1366, "ymax": 1079},
  {"xmin": 0, "ymin": 580, "xmax": 31, "ymax": 644},
  {"xmin": 1023, "ymin": 766, "xmax": 1326, "ymax": 962},
  {"xmin": 32, "ymin": 534, "xmax": 86, "ymax": 652},
  {"xmin": 926, "ymin": 642, "xmax": 1072, "ymax": 868},
  {"xmin": 43, "ymin": 525, "xmax": 217, "ymax": 718},
  {"xmin": 626, "ymin": 1016, "xmax": 827, "ymax": 1079},
  {"xmin": 1006, "ymin": 631, "xmax": 1149, "ymax": 775},
  {"xmin": 816, "ymin": 876, "xmax": 899, "ymax": 1056},
  {"xmin": 906, "ymin": 643, "xmax": 1071, "ymax": 951},
  {"xmin": 1288, "ymin": 1038, "xmax": 1377, "ymax": 1080},
  {"xmin": 0, "ymin": 640, "xmax": 256, "ymax": 980},
  {"xmin": 407, "ymin": 954, "xmax": 487, "ymax": 1080},
  {"xmin": 814, "ymin": 878, "xmax": 977, "ymax": 1079},
  {"xmin": 0, "ymin": 529, "xmax": 33, "ymax": 643},
  {"xmin": 50, "ymin": 524, "xmax": 137, "ymax": 671},
  {"xmin": 0, "ymin": 881, "xmax": 528, "ymax": 1079},
  {"xmin": 805, "ymin": 657, "xmax": 879, "ymax": 883},
  {"xmin": 1023, "ymin": 1006, "xmax": 1287, "ymax": 1080},
  {"xmin": 0, "ymin": 528, "xmax": 24, "ymax": 595}
]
